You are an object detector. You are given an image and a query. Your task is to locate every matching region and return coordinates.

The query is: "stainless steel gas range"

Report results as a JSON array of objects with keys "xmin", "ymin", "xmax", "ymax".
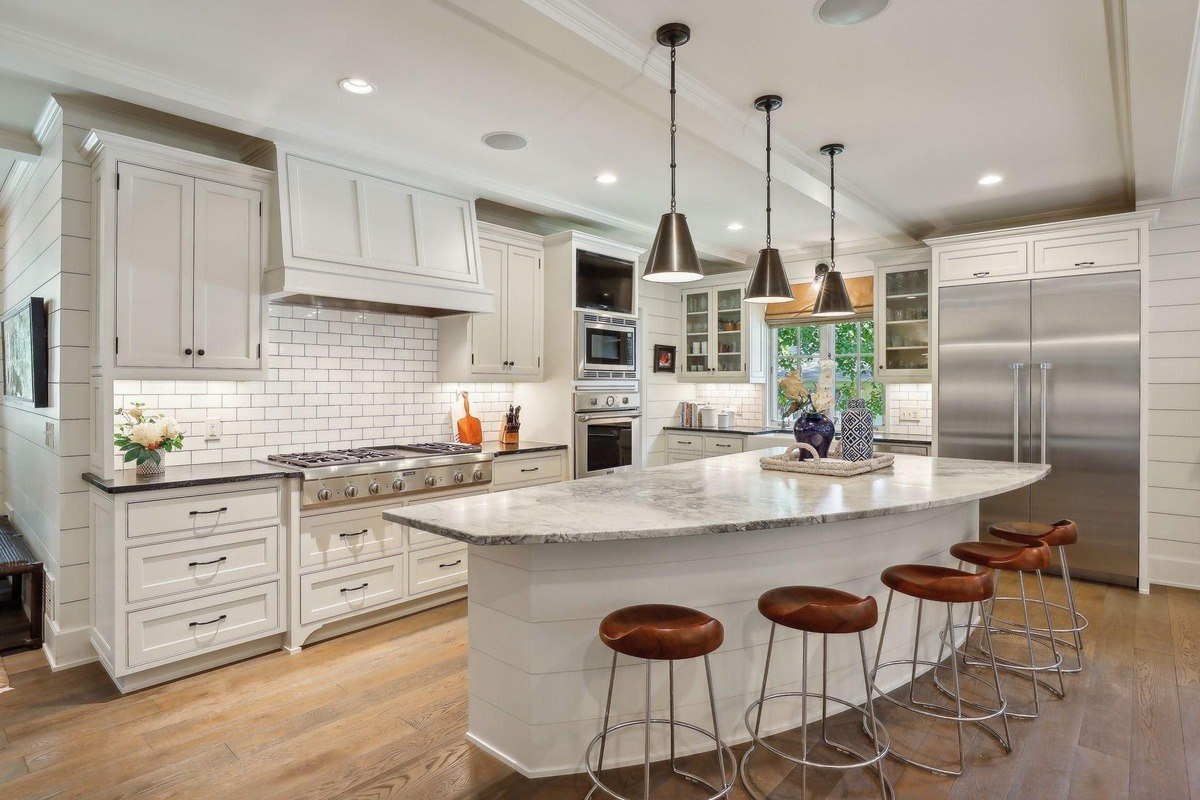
[{"xmin": 266, "ymin": 443, "xmax": 493, "ymax": 510}]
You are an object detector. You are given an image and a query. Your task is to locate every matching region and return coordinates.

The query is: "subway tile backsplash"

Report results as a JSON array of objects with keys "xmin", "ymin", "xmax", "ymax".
[
  {"xmin": 885, "ymin": 383, "xmax": 933, "ymax": 437},
  {"xmin": 113, "ymin": 305, "xmax": 514, "ymax": 470},
  {"xmin": 694, "ymin": 383, "xmax": 765, "ymax": 427}
]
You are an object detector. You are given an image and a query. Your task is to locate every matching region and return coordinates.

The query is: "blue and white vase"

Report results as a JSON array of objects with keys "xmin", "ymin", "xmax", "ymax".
[{"xmin": 840, "ymin": 398, "xmax": 875, "ymax": 462}]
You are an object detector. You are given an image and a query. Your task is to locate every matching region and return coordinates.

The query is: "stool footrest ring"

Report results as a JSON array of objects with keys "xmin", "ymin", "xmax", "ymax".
[{"xmin": 584, "ymin": 718, "xmax": 736, "ymax": 800}]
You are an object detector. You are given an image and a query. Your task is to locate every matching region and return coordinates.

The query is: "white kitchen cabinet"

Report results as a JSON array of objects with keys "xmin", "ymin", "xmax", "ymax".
[
  {"xmin": 667, "ymin": 431, "xmax": 747, "ymax": 463},
  {"xmin": 679, "ymin": 283, "xmax": 764, "ymax": 383},
  {"xmin": 875, "ymin": 262, "xmax": 932, "ymax": 382},
  {"xmin": 438, "ymin": 223, "xmax": 544, "ymax": 382},
  {"xmin": 491, "ymin": 450, "xmax": 567, "ymax": 490}
]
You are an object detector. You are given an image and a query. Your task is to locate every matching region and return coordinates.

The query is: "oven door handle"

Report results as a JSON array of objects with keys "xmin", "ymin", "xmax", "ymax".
[{"xmin": 578, "ymin": 415, "xmax": 641, "ymax": 424}]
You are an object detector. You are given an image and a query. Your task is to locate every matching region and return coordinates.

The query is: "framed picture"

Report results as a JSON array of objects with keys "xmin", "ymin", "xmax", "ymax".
[
  {"xmin": 653, "ymin": 344, "xmax": 676, "ymax": 373},
  {"xmin": 2, "ymin": 297, "xmax": 49, "ymax": 408}
]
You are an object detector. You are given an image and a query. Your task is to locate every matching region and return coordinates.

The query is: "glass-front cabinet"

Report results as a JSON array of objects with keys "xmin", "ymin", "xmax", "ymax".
[
  {"xmin": 874, "ymin": 262, "xmax": 932, "ymax": 381},
  {"xmin": 680, "ymin": 284, "xmax": 765, "ymax": 382}
]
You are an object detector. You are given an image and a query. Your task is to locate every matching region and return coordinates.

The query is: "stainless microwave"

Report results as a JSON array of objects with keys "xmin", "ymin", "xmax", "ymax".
[{"xmin": 576, "ymin": 311, "xmax": 637, "ymax": 381}]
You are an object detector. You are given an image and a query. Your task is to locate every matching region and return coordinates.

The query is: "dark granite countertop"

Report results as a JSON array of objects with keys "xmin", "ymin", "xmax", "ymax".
[
  {"xmin": 83, "ymin": 461, "xmax": 297, "ymax": 494},
  {"xmin": 486, "ymin": 441, "xmax": 568, "ymax": 457}
]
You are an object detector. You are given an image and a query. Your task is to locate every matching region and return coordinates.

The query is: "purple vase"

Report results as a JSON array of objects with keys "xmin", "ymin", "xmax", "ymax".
[{"xmin": 793, "ymin": 413, "xmax": 835, "ymax": 460}]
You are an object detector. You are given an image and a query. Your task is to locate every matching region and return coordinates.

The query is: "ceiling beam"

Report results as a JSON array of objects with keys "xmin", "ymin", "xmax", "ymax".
[{"xmin": 0, "ymin": 129, "xmax": 40, "ymax": 162}]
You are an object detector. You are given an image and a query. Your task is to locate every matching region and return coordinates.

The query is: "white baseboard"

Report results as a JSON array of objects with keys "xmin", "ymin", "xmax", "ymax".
[{"xmin": 43, "ymin": 618, "xmax": 98, "ymax": 671}]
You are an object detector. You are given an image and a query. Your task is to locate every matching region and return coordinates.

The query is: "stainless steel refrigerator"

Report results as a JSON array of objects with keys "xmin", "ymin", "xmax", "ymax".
[{"xmin": 938, "ymin": 271, "xmax": 1140, "ymax": 587}]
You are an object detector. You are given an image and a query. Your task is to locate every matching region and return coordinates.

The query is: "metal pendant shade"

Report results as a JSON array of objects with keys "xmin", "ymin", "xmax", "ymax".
[
  {"xmin": 745, "ymin": 94, "xmax": 792, "ymax": 302},
  {"xmin": 810, "ymin": 143, "xmax": 855, "ymax": 317},
  {"xmin": 642, "ymin": 23, "xmax": 704, "ymax": 284}
]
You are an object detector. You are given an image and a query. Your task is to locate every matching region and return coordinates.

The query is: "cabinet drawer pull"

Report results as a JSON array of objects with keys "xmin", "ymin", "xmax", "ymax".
[
  {"xmin": 339, "ymin": 529, "xmax": 370, "ymax": 539},
  {"xmin": 520, "ymin": 467, "xmax": 540, "ymax": 473},
  {"xmin": 972, "ymin": 271, "xmax": 990, "ymax": 277},
  {"xmin": 188, "ymin": 556, "xmax": 227, "ymax": 568},
  {"xmin": 715, "ymin": 443, "xmax": 732, "ymax": 448},
  {"xmin": 1074, "ymin": 261, "xmax": 1095, "ymax": 267},
  {"xmin": 677, "ymin": 440, "xmax": 693, "ymax": 445},
  {"xmin": 438, "ymin": 559, "xmax": 463, "ymax": 569},
  {"xmin": 189, "ymin": 507, "xmax": 228, "ymax": 516},
  {"xmin": 188, "ymin": 614, "xmax": 227, "ymax": 628},
  {"xmin": 340, "ymin": 582, "xmax": 369, "ymax": 594}
]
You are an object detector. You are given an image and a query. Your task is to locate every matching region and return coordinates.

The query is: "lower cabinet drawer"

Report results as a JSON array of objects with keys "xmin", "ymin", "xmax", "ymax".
[
  {"xmin": 704, "ymin": 436, "xmax": 744, "ymax": 456},
  {"xmin": 299, "ymin": 557, "xmax": 405, "ymax": 625},
  {"xmin": 667, "ymin": 433, "xmax": 703, "ymax": 454},
  {"xmin": 492, "ymin": 453, "xmax": 564, "ymax": 487},
  {"xmin": 127, "ymin": 485, "xmax": 280, "ymax": 539},
  {"xmin": 126, "ymin": 581, "xmax": 281, "ymax": 669},
  {"xmin": 299, "ymin": 506, "xmax": 401, "ymax": 569},
  {"xmin": 408, "ymin": 543, "xmax": 468, "ymax": 597},
  {"xmin": 126, "ymin": 525, "xmax": 279, "ymax": 604}
]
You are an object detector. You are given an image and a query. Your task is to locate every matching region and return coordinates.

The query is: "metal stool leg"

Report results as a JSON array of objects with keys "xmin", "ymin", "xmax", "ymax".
[
  {"xmin": 703, "ymin": 655, "xmax": 729, "ymax": 791},
  {"xmin": 644, "ymin": 660, "xmax": 652, "ymax": 800},
  {"xmin": 595, "ymin": 651, "xmax": 618, "ymax": 779},
  {"xmin": 1059, "ymin": 546, "xmax": 1086, "ymax": 672},
  {"xmin": 1034, "ymin": 570, "xmax": 1067, "ymax": 699},
  {"xmin": 858, "ymin": 631, "xmax": 889, "ymax": 800},
  {"xmin": 801, "ymin": 630, "xmax": 809, "ymax": 798}
]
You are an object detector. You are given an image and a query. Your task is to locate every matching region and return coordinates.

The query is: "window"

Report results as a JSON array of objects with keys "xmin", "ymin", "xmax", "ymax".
[{"xmin": 772, "ymin": 320, "xmax": 885, "ymax": 428}]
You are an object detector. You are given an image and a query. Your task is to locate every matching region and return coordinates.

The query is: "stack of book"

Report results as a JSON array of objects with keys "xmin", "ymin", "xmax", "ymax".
[{"xmin": 679, "ymin": 402, "xmax": 700, "ymax": 428}]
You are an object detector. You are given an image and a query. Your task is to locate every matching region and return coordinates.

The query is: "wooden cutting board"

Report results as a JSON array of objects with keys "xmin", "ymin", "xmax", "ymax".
[{"xmin": 456, "ymin": 391, "xmax": 482, "ymax": 445}]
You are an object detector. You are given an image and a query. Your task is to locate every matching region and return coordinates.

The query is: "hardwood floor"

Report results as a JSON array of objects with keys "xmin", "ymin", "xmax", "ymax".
[{"xmin": 0, "ymin": 576, "xmax": 1196, "ymax": 799}]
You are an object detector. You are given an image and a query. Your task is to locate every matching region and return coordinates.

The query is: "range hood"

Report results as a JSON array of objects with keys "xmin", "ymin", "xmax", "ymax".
[{"xmin": 260, "ymin": 148, "xmax": 494, "ymax": 317}]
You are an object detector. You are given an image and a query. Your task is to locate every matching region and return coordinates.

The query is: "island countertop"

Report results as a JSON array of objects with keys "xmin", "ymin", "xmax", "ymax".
[{"xmin": 383, "ymin": 451, "xmax": 1049, "ymax": 545}]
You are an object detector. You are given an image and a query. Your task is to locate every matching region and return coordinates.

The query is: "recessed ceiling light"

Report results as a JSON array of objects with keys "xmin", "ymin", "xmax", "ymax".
[
  {"xmin": 481, "ymin": 131, "xmax": 529, "ymax": 151},
  {"xmin": 339, "ymin": 77, "xmax": 376, "ymax": 95},
  {"xmin": 814, "ymin": 0, "xmax": 889, "ymax": 26},
  {"xmin": 595, "ymin": 173, "xmax": 619, "ymax": 184},
  {"xmin": 726, "ymin": 222, "xmax": 744, "ymax": 231},
  {"xmin": 978, "ymin": 173, "xmax": 1004, "ymax": 186}
]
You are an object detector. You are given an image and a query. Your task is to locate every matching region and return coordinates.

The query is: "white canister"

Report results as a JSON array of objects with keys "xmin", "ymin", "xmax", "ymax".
[
  {"xmin": 699, "ymin": 405, "xmax": 719, "ymax": 428},
  {"xmin": 717, "ymin": 410, "xmax": 734, "ymax": 428}
]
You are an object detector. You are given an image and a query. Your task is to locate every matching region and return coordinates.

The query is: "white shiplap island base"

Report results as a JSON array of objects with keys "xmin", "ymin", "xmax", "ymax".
[{"xmin": 383, "ymin": 452, "xmax": 1049, "ymax": 778}]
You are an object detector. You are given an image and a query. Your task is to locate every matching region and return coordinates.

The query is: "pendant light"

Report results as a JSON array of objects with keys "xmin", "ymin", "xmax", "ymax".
[
  {"xmin": 811, "ymin": 143, "xmax": 855, "ymax": 317},
  {"xmin": 744, "ymin": 95, "xmax": 792, "ymax": 303},
  {"xmin": 642, "ymin": 23, "xmax": 704, "ymax": 283}
]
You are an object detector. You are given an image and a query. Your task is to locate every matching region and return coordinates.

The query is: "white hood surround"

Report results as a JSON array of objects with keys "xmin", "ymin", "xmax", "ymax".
[{"xmin": 258, "ymin": 146, "xmax": 494, "ymax": 317}]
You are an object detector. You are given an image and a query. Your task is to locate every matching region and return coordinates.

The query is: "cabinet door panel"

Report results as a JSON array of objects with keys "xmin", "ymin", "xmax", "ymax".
[
  {"xmin": 193, "ymin": 179, "xmax": 262, "ymax": 370},
  {"xmin": 115, "ymin": 163, "xmax": 194, "ymax": 368},
  {"xmin": 286, "ymin": 157, "xmax": 365, "ymax": 261},
  {"xmin": 505, "ymin": 245, "xmax": 541, "ymax": 376},
  {"xmin": 361, "ymin": 178, "xmax": 418, "ymax": 268},
  {"xmin": 415, "ymin": 194, "xmax": 475, "ymax": 281},
  {"xmin": 470, "ymin": 240, "xmax": 506, "ymax": 374}
]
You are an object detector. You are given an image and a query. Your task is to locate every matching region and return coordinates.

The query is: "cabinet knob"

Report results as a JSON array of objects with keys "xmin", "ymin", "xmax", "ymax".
[
  {"xmin": 184, "ymin": 348, "xmax": 193, "ymax": 355},
  {"xmin": 197, "ymin": 349, "xmax": 206, "ymax": 356}
]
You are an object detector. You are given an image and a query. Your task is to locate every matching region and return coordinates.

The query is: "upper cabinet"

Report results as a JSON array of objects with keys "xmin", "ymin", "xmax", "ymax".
[
  {"xmin": 437, "ymin": 223, "xmax": 544, "ymax": 382},
  {"xmin": 874, "ymin": 262, "xmax": 931, "ymax": 382},
  {"xmin": 84, "ymin": 132, "xmax": 272, "ymax": 380},
  {"xmin": 266, "ymin": 151, "xmax": 492, "ymax": 315},
  {"xmin": 678, "ymin": 283, "xmax": 766, "ymax": 383}
]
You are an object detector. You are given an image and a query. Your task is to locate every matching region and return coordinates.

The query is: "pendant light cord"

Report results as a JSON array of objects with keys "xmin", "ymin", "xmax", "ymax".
[
  {"xmin": 828, "ymin": 148, "xmax": 836, "ymax": 268},
  {"xmin": 669, "ymin": 44, "xmax": 677, "ymax": 213},
  {"xmin": 765, "ymin": 107, "xmax": 772, "ymax": 247}
]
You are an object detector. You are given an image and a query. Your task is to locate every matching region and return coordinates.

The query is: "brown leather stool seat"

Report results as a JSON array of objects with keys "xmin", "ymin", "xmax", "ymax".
[
  {"xmin": 881, "ymin": 564, "xmax": 994, "ymax": 605},
  {"xmin": 989, "ymin": 519, "xmax": 1078, "ymax": 547},
  {"xmin": 950, "ymin": 541, "xmax": 1051, "ymax": 572},
  {"xmin": 758, "ymin": 586, "xmax": 878, "ymax": 635},
  {"xmin": 599, "ymin": 603, "xmax": 723, "ymax": 661}
]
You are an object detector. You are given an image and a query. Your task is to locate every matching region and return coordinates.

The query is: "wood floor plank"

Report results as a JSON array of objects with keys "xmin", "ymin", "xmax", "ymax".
[
  {"xmin": 1179, "ymin": 685, "xmax": 1200, "ymax": 800},
  {"xmin": 1130, "ymin": 648, "xmax": 1190, "ymax": 800},
  {"xmin": 1134, "ymin": 585, "xmax": 1176, "ymax": 655},
  {"xmin": 1078, "ymin": 586, "xmax": 1137, "ymax": 759},
  {"xmin": 1168, "ymin": 587, "xmax": 1200, "ymax": 688},
  {"xmin": 1068, "ymin": 746, "xmax": 1130, "ymax": 800}
]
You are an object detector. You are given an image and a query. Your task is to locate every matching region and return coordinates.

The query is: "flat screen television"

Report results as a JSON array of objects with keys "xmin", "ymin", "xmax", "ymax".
[{"xmin": 576, "ymin": 249, "xmax": 634, "ymax": 315}]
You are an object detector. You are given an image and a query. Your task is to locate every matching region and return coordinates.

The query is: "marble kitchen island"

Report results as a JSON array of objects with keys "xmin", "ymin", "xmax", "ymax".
[{"xmin": 384, "ymin": 451, "xmax": 1049, "ymax": 778}]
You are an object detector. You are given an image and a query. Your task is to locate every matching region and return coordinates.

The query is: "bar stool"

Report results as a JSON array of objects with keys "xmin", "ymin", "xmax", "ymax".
[
  {"xmin": 988, "ymin": 519, "xmax": 1087, "ymax": 673},
  {"xmin": 742, "ymin": 586, "xmax": 893, "ymax": 800},
  {"xmin": 868, "ymin": 563, "xmax": 1011, "ymax": 777},
  {"xmin": 585, "ymin": 603, "xmax": 736, "ymax": 800}
]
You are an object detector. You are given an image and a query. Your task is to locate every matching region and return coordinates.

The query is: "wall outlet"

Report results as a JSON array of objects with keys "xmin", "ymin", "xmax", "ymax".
[
  {"xmin": 899, "ymin": 408, "xmax": 920, "ymax": 423},
  {"xmin": 44, "ymin": 421, "xmax": 54, "ymax": 447},
  {"xmin": 205, "ymin": 419, "xmax": 222, "ymax": 440}
]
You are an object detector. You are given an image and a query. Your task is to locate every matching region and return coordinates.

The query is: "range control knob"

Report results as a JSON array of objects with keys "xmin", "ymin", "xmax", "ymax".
[
  {"xmin": 454, "ymin": 471, "xmax": 465, "ymax": 484},
  {"xmin": 425, "ymin": 475, "xmax": 437, "ymax": 488},
  {"xmin": 392, "ymin": 478, "xmax": 406, "ymax": 492},
  {"xmin": 368, "ymin": 482, "xmax": 382, "ymax": 495},
  {"xmin": 590, "ymin": 397, "xmax": 599, "ymax": 406},
  {"xmin": 605, "ymin": 395, "xmax": 616, "ymax": 407},
  {"xmin": 344, "ymin": 484, "xmax": 359, "ymax": 499},
  {"xmin": 472, "ymin": 468, "xmax": 485, "ymax": 482},
  {"xmin": 316, "ymin": 487, "xmax": 333, "ymax": 503},
  {"xmin": 622, "ymin": 396, "xmax": 630, "ymax": 404}
]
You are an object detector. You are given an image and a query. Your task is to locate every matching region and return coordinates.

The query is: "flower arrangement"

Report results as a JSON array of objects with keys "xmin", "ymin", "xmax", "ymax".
[
  {"xmin": 778, "ymin": 359, "xmax": 835, "ymax": 418},
  {"xmin": 115, "ymin": 403, "xmax": 184, "ymax": 472}
]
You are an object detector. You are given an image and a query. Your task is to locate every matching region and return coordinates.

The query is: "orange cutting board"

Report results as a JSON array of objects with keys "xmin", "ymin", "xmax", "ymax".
[{"xmin": 456, "ymin": 392, "xmax": 483, "ymax": 445}]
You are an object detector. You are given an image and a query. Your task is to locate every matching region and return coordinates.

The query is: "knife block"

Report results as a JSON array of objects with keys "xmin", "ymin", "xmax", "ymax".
[{"xmin": 500, "ymin": 424, "xmax": 520, "ymax": 445}]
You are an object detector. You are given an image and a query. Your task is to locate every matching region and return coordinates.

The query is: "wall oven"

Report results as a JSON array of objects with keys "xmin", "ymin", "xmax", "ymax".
[
  {"xmin": 576, "ymin": 311, "xmax": 638, "ymax": 381},
  {"xmin": 573, "ymin": 390, "xmax": 642, "ymax": 478}
]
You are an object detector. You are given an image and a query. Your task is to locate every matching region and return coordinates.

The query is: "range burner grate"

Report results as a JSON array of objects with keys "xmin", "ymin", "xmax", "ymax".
[{"xmin": 396, "ymin": 442, "xmax": 483, "ymax": 455}]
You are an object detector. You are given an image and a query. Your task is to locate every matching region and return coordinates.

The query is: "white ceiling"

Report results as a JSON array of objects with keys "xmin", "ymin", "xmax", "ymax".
[{"xmin": 0, "ymin": 0, "xmax": 1196, "ymax": 256}]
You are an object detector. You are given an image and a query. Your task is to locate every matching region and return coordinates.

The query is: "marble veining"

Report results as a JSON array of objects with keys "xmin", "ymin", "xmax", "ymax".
[{"xmin": 383, "ymin": 451, "xmax": 1049, "ymax": 545}]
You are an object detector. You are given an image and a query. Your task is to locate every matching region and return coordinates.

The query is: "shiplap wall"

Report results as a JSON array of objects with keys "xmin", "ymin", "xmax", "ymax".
[
  {"xmin": 640, "ymin": 281, "xmax": 694, "ymax": 467},
  {"xmin": 0, "ymin": 111, "xmax": 94, "ymax": 667},
  {"xmin": 1144, "ymin": 197, "xmax": 1200, "ymax": 589}
]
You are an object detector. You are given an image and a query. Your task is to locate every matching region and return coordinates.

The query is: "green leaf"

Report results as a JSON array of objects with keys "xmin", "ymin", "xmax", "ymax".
[{"xmin": 123, "ymin": 450, "xmax": 139, "ymax": 462}]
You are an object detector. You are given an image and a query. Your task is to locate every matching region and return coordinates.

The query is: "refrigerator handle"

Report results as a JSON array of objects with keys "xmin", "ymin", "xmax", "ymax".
[
  {"xmin": 1011, "ymin": 362, "xmax": 1023, "ymax": 462},
  {"xmin": 1039, "ymin": 362, "xmax": 1052, "ymax": 464}
]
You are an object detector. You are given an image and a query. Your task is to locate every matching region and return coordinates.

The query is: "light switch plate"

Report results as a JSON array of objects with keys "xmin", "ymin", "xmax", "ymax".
[
  {"xmin": 899, "ymin": 408, "xmax": 920, "ymax": 423},
  {"xmin": 205, "ymin": 419, "xmax": 222, "ymax": 440},
  {"xmin": 44, "ymin": 421, "xmax": 54, "ymax": 447}
]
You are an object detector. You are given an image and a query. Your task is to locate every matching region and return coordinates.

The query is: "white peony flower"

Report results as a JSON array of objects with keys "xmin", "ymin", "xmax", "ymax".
[
  {"xmin": 158, "ymin": 417, "xmax": 180, "ymax": 440},
  {"xmin": 128, "ymin": 421, "xmax": 162, "ymax": 448}
]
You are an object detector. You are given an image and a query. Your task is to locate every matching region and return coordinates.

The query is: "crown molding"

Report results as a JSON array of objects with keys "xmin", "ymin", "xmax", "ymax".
[
  {"xmin": 924, "ymin": 200, "xmax": 1134, "ymax": 239},
  {"xmin": 0, "ymin": 130, "xmax": 40, "ymax": 161},
  {"xmin": 515, "ymin": 0, "xmax": 920, "ymax": 243},
  {"xmin": 0, "ymin": 158, "xmax": 38, "ymax": 227},
  {"xmin": 32, "ymin": 95, "xmax": 63, "ymax": 145},
  {"xmin": 925, "ymin": 208, "xmax": 1156, "ymax": 246}
]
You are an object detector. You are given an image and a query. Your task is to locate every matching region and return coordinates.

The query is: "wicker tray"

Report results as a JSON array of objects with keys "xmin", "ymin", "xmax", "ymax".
[{"xmin": 760, "ymin": 443, "xmax": 895, "ymax": 476}]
